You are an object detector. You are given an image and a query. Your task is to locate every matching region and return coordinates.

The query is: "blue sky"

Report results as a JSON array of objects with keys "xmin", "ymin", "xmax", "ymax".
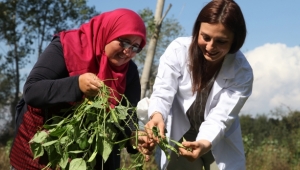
[
  {"xmin": 87, "ymin": 0, "xmax": 300, "ymax": 117},
  {"xmin": 88, "ymin": 0, "xmax": 300, "ymax": 52}
]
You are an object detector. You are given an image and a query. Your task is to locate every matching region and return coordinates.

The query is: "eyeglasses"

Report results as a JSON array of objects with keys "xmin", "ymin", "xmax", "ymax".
[{"xmin": 118, "ymin": 38, "xmax": 142, "ymax": 53}]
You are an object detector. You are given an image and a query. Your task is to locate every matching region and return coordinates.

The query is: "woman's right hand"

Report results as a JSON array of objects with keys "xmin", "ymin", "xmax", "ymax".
[
  {"xmin": 78, "ymin": 73, "xmax": 102, "ymax": 97},
  {"xmin": 144, "ymin": 112, "xmax": 165, "ymax": 143}
]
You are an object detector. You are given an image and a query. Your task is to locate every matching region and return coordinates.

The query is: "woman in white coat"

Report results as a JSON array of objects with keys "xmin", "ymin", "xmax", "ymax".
[{"xmin": 144, "ymin": 0, "xmax": 253, "ymax": 169}]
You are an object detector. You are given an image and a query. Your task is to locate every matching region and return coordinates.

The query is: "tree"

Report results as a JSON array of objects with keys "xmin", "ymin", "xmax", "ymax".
[
  {"xmin": 135, "ymin": 3, "xmax": 184, "ymax": 98},
  {"xmin": 0, "ymin": 0, "xmax": 31, "ymax": 133},
  {"xmin": 0, "ymin": 0, "xmax": 98, "ymax": 134},
  {"xmin": 17, "ymin": 0, "xmax": 99, "ymax": 58}
]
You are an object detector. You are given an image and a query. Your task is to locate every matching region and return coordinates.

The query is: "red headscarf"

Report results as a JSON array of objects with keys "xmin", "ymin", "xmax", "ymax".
[{"xmin": 59, "ymin": 8, "xmax": 146, "ymax": 106}]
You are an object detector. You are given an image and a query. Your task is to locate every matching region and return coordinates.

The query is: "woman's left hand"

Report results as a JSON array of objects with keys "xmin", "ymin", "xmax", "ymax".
[
  {"xmin": 178, "ymin": 139, "xmax": 212, "ymax": 162},
  {"xmin": 130, "ymin": 131, "xmax": 155, "ymax": 162}
]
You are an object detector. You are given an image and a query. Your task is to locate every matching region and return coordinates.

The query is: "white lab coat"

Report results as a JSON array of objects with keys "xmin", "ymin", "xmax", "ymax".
[{"xmin": 148, "ymin": 37, "xmax": 253, "ymax": 170}]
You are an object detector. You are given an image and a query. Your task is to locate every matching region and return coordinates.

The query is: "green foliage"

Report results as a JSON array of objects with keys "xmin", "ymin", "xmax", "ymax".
[
  {"xmin": 29, "ymin": 82, "xmax": 188, "ymax": 169},
  {"xmin": 2, "ymin": 108, "xmax": 300, "ymax": 169},
  {"xmin": 17, "ymin": 0, "xmax": 99, "ymax": 56},
  {"xmin": 30, "ymin": 83, "xmax": 141, "ymax": 170},
  {"xmin": 0, "ymin": 139, "xmax": 13, "ymax": 169},
  {"xmin": 5, "ymin": 138, "xmax": 13, "ymax": 155},
  {"xmin": 241, "ymin": 110, "xmax": 300, "ymax": 170},
  {"xmin": 151, "ymin": 126, "xmax": 192, "ymax": 161},
  {"xmin": 0, "ymin": 0, "xmax": 31, "ymax": 130},
  {"xmin": 0, "ymin": 72, "xmax": 12, "ymax": 106}
]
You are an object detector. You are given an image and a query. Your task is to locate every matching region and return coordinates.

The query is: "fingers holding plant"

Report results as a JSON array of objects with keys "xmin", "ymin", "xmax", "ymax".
[
  {"xmin": 178, "ymin": 141, "xmax": 199, "ymax": 161},
  {"xmin": 130, "ymin": 131, "xmax": 155, "ymax": 162},
  {"xmin": 178, "ymin": 139, "xmax": 212, "ymax": 162},
  {"xmin": 145, "ymin": 112, "xmax": 165, "ymax": 143},
  {"xmin": 78, "ymin": 72, "xmax": 103, "ymax": 97}
]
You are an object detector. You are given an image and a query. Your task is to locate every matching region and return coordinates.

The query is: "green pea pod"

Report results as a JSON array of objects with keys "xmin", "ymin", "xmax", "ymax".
[{"xmin": 170, "ymin": 138, "xmax": 192, "ymax": 152}]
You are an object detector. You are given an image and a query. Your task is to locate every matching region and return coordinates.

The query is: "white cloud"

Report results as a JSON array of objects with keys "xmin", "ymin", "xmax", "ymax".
[{"xmin": 240, "ymin": 43, "xmax": 300, "ymax": 117}]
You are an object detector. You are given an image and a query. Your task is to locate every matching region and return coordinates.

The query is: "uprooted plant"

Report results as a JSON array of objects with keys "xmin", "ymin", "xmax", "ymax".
[
  {"xmin": 29, "ymin": 80, "xmax": 191, "ymax": 170},
  {"xmin": 30, "ymin": 81, "xmax": 144, "ymax": 170}
]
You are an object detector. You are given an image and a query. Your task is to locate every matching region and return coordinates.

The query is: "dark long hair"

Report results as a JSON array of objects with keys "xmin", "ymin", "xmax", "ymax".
[{"xmin": 189, "ymin": 0, "xmax": 246, "ymax": 94}]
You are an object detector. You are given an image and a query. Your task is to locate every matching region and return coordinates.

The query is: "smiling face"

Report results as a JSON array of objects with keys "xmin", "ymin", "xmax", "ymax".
[
  {"xmin": 198, "ymin": 22, "xmax": 234, "ymax": 65},
  {"xmin": 104, "ymin": 35, "xmax": 142, "ymax": 66}
]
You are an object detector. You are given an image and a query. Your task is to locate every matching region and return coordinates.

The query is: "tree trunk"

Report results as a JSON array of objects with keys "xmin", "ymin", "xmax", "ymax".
[{"xmin": 140, "ymin": 0, "xmax": 171, "ymax": 99}]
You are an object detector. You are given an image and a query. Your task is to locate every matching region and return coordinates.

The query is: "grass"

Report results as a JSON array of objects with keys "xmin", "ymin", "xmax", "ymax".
[
  {"xmin": 0, "ymin": 145, "xmax": 159, "ymax": 170},
  {"xmin": 246, "ymin": 142, "xmax": 300, "ymax": 170},
  {"xmin": 2, "ymin": 140, "xmax": 300, "ymax": 170},
  {"xmin": 0, "ymin": 144, "xmax": 10, "ymax": 170},
  {"xmin": 120, "ymin": 148, "xmax": 159, "ymax": 170}
]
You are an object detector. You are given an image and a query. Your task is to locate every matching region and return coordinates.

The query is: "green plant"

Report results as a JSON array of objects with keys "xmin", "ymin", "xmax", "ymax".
[
  {"xmin": 151, "ymin": 126, "xmax": 192, "ymax": 160},
  {"xmin": 29, "ymin": 82, "xmax": 190, "ymax": 170},
  {"xmin": 30, "ymin": 83, "xmax": 142, "ymax": 170}
]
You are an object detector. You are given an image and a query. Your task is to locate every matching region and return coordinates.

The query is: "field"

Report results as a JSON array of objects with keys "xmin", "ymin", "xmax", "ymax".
[
  {"xmin": 0, "ymin": 144, "xmax": 10, "ymax": 170},
  {"xmin": 0, "ymin": 144, "xmax": 159, "ymax": 170},
  {"xmin": 1, "ymin": 139, "xmax": 300, "ymax": 170}
]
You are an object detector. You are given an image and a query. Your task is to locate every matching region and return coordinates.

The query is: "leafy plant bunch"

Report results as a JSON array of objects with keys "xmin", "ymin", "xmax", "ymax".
[
  {"xmin": 30, "ymin": 81, "xmax": 143, "ymax": 170},
  {"xmin": 29, "ymin": 81, "xmax": 192, "ymax": 170}
]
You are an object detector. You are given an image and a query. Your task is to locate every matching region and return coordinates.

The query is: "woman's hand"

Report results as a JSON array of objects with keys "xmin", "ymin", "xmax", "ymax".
[
  {"xmin": 78, "ymin": 73, "xmax": 102, "ymax": 97},
  {"xmin": 178, "ymin": 139, "xmax": 212, "ymax": 162},
  {"xmin": 144, "ymin": 112, "xmax": 165, "ymax": 143},
  {"xmin": 130, "ymin": 131, "xmax": 155, "ymax": 162}
]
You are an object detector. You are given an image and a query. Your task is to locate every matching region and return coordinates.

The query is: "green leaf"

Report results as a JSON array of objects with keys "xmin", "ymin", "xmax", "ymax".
[
  {"xmin": 83, "ymin": 104, "xmax": 93, "ymax": 112},
  {"xmin": 68, "ymin": 150, "xmax": 85, "ymax": 154},
  {"xmin": 88, "ymin": 134, "xmax": 95, "ymax": 144},
  {"xmin": 60, "ymin": 136, "xmax": 69, "ymax": 144},
  {"xmin": 56, "ymin": 119, "xmax": 66, "ymax": 127},
  {"xmin": 98, "ymin": 138, "xmax": 113, "ymax": 162},
  {"xmin": 42, "ymin": 140, "xmax": 58, "ymax": 147},
  {"xmin": 91, "ymin": 100, "xmax": 105, "ymax": 109},
  {"xmin": 30, "ymin": 131, "xmax": 48, "ymax": 143},
  {"xmin": 105, "ymin": 123, "xmax": 118, "ymax": 141},
  {"xmin": 115, "ymin": 105, "xmax": 129, "ymax": 120},
  {"xmin": 49, "ymin": 127, "xmax": 66, "ymax": 137},
  {"xmin": 72, "ymin": 124, "xmax": 80, "ymax": 139},
  {"xmin": 44, "ymin": 143, "xmax": 55, "ymax": 155},
  {"xmin": 45, "ymin": 145, "xmax": 61, "ymax": 168},
  {"xmin": 89, "ymin": 153, "xmax": 97, "ymax": 169},
  {"xmin": 43, "ymin": 123, "xmax": 59, "ymax": 129},
  {"xmin": 59, "ymin": 152, "xmax": 69, "ymax": 169},
  {"xmin": 69, "ymin": 158, "xmax": 87, "ymax": 170},
  {"xmin": 85, "ymin": 112, "xmax": 96, "ymax": 125},
  {"xmin": 87, "ymin": 151, "xmax": 97, "ymax": 162},
  {"xmin": 77, "ymin": 137, "xmax": 88, "ymax": 150},
  {"xmin": 67, "ymin": 127, "xmax": 75, "ymax": 139},
  {"xmin": 55, "ymin": 141, "xmax": 62, "ymax": 155},
  {"xmin": 30, "ymin": 142, "xmax": 44, "ymax": 159}
]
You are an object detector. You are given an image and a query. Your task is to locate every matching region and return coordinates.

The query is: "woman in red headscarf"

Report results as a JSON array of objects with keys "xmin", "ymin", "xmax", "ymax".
[{"xmin": 10, "ymin": 8, "xmax": 151, "ymax": 170}]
